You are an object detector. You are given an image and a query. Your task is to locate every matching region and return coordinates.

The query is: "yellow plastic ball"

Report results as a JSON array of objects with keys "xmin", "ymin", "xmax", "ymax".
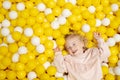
[
  {"xmin": 102, "ymin": 66, "xmax": 109, "ymax": 75},
  {"xmin": 106, "ymin": 14, "xmax": 115, "ymax": 21},
  {"xmin": 11, "ymin": 19, "xmax": 17, "ymax": 26},
  {"xmin": 72, "ymin": 22, "xmax": 81, "ymax": 31},
  {"xmin": 10, "ymin": 4, "xmax": 17, "ymax": 10},
  {"xmin": 101, "ymin": 34, "xmax": 108, "ymax": 41},
  {"xmin": 52, "ymin": 30, "xmax": 61, "ymax": 39},
  {"xmin": 81, "ymin": 10, "xmax": 91, "ymax": 19},
  {"xmin": 56, "ymin": 37, "xmax": 65, "ymax": 46},
  {"xmin": 72, "ymin": 6, "xmax": 81, "ymax": 15},
  {"xmin": 108, "ymin": 55, "xmax": 118, "ymax": 64},
  {"xmin": 85, "ymin": 32, "xmax": 93, "ymax": 41},
  {"xmin": 0, "ymin": 8, "xmax": 7, "ymax": 15},
  {"xmin": 0, "ymin": 70, "xmax": 6, "ymax": 80},
  {"xmin": 110, "ymin": 20, "xmax": 119, "ymax": 29},
  {"xmin": 37, "ymin": 54, "xmax": 47, "ymax": 64},
  {"xmin": 0, "ymin": 14, "xmax": 4, "ymax": 22},
  {"xmin": 110, "ymin": 46, "xmax": 119, "ymax": 56},
  {"xmin": 27, "ymin": 53, "xmax": 35, "ymax": 60},
  {"xmin": 105, "ymin": 28, "xmax": 116, "ymax": 37},
  {"xmin": 12, "ymin": 31, "xmax": 22, "ymax": 41},
  {"xmin": 35, "ymin": 65, "xmax": 45, "ymax": 75},
  {"xmin": 20, "ymin": 10, "xmax": 29, "ymax": 18},
  {"xmin": 105, "ymin": 73, "xmax": 115, "ymax": 80},
  {"xmin": 26, "ymin": 42, "xmax": 35, "ymax": 51},
  {"xmin": 56, "ymin": 77, "xmax": 64, "ymax": 80},
  {"xmin": 2, "ymin": 57, "xmax": 11, "ymax": 67},
  {"xmin": 40, "ymin": 73, "xmax": 50, "ymax": 80},
  {"xmin": 96, "ymin": 5, "xmax": 103, "ymax": 12},
  {"xmin": 87, "ymin": 18, "xmax": 96, "ymax": 27},
  {"xmin": 95, "ymin": 12, "xmax": 105, "ymax": 19},
  {"xmin": 96, "ymin": 26, "xmax": 107, "ymax": 34},
  {"xmin": 15, "ymin": 63, "xmax": 25, "ymax": 71},
  {"xmin": 59, "ymin": 26, "xmax": 69, "ymax": 35},
  {"xmin": 116, "ymin": 75, "xmax": 120, "ymax": 80},
  {"xmin": 17, "ymin": 71, "xmax": 26, "ymax": 79},
  {"xmin": 0, "ymin": 46, "xmax": 8, "ymax": 56},
  {"xmin": 25, "ymin": 1, "xmax": 34, "ymax": 9},
  {"xmin": 26, "ymin": 60, "xmax": 37, "ymax": 71},
  {"xmin": 68, "ymin": 15, "xmax": 77, "ymax": 24},
  {"xmin": 46, "ymin": 13, "xmax": 55, "ymax": 22},
  {"xmin": 45, "ymin": 40, "xmax": 54, "ymax": 49},
  {"xmin": 20, "ymin": 35, "xmax": 29, "ymax": 43},
  {"xmin": 50, "ymin": 77, "xmax": 56, "ymax": 80},
  {"xmin": 92, "ymin": 0, "xmax": 100, "ymax": 6},
  {"xmin": 8, "ymin": 63, "xmax": 16, "ymax": 71},
  {"xmin": 18, "ymin": 41, "xmax": 25, "ymax": 47},
  {"xmin": 9, "ymin": 26, "xmax": 14, "ymax": 33},
  {"xmin": 47, "ymin": 66, "xmax": 57, "ymax": 76},
  {"xmin": 8, "ymin": 43, "xmax": 18, "ymax": 53},
  {"xmin": 42, "ymin": 22, "xmax": 50, "ymax": 29},
  {"xmin": 45, "ymin": 49, "xmax": 54, "ymax": 57},
  {"xmin": 17, "ymin": 18, "xmax": 26, "ymax": 27},
  {"xmin": 103, "ymin": 6, "xmax": 111, "ymax": 14},
  {"xmin": 19, "ymin": 54, "xmax": 29, "ymax": 64},
  {"xmin": 34, "ymin": 27, "xmax": 44, "ymax": 36},
  {"xmin": 52, "ymin": 6, "xmax": 62, "ymax": 16},
  {"xmin": 36, "ymin": 13, "xmax": 45, "ymax": 23},
  {"xmin": 101, "ymin": 0, "xmax": 109, "ymax": 6},
  {"xmin": 56, "ymin": 0, "xmax": 65, "ymax": 7},
  {"xmin": 62, "ymin": 50, "xmax": 68, "ymax": 56},
  {"xmin": 64, "ymin": 2, "xmax": 73, "ymax": 10},
  {"xmin": 46, "ymin": 0, "xmax": 56, "ymax": 8},
  {"xmin": 40, "ymin": 35, "xmax": 48, "ymax": 44},
  {"xmin": 87, "ymin": 41, "xmax": 95, "ymax": 48},
  {"xmin": 7, "ymin": 71, "xmax": 16, "ymax": 80},
  {"xmin": 77, "ymin": 14, "xmax": 82, "ymax": 21},
  {"xmin": 27, "ymin": 16, "xmax": 35, "ymax": 25}
]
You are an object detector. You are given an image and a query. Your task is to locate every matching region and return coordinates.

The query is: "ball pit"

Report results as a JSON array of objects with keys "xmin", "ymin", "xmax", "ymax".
[{"xmin": 0, "ymin": 0, "xmax": 120, "ymax": 80}]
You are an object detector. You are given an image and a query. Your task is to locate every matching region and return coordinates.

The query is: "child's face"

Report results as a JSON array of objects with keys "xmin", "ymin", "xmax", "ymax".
[{"xmin": 65, "ymin": 37, "xmax": 84, "ymax": 56}]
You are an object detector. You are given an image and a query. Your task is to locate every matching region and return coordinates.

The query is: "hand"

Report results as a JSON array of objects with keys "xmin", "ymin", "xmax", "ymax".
[
  {"xmin": 54, "ymin": 47, "xmax": 61, "ymax": 52},
  {"xmin": 93, "ymin": 32, "xmax": 101, "ymax": 40}
]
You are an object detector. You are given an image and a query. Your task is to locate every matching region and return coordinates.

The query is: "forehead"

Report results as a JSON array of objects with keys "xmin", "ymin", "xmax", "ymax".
[{"xmin": 65, "ymin": 36, "xmax": 81, "ymax": 44}]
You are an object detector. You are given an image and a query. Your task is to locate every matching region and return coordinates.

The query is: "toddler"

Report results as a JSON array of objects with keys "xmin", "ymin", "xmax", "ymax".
[{"xmin": 53, "ymin": 32, "xmax": 110, "ymax": 80}]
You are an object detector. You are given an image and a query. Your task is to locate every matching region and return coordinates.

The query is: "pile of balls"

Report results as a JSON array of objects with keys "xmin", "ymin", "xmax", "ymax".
[{"xmin": 0, "ymin": 0, "xmax": 120, "ymax": 80}]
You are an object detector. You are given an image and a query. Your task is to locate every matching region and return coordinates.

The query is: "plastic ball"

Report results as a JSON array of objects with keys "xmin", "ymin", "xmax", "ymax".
[
  {"xmin": 36, "ymin": 44, "xmax": 45, "ymax": 53},
  {"xmin": 118, "ymin": 26, "xmax": 120, "ymax": 33},
  {"xmin": 18, "ymin": 46, "xmax": 28, "ymax": 54},
  {"xmin": 34, "ymin": 26, "xmax": 44, "ymax": 36},
  {"xmin": 110, "ymin": 46, "xmax": 119, "ymax": 56},
  {"xmin": 68, "ymin": 0, "xmax": 76, "ymax": 5},
  {"xmin": 111, "ymin": 3, "xmax": 119, "ymax": 12},
  {"xmin": 31, "ymin": 36, "xmax": 40, "ymax": 46},
  {"xmin": 40, "ymin": 73, "xmax": 50, "ymax": 80},
  {"xmin": 8, "ymin": 43, "xmax": 18, "ymax": 53},
  {"xmin": 105, "ymin": 73, "xmax": 115, "ymax": 80},
  {"xmin": 114, "ymin": 66, "xmax": 120, "ymax": 75},
  {"xmin": 113, "ymin": 34, "xmax": 120, "ymax": 42},
  {"xmin": 102, "ymin": 66, "xmax": 109, "ymax": 75},
  {"xmin": 16, "ymin": 2, "xmax": 25, "ymax": 11},
  {"xmin": 9, "ymin": 11, "xmax": 18, "ymax": 19},
  {"xmin": 57, "ymin": 16, "xmax": 66, "ymax": 25},
  {"xmin": 109, "ymin": 67, "xmax": 115, "ymax": 75},
  {"xmin": 52, "ymin": 6, "xmax": 61, "ymax": 16},
  {"xmin": 27, "ymin": 71, "xmax": 37, "ymax": 80},
  {"xmin": 102, "ymin": 18, "xmax": 110, "ymax": 26},
  {"xmin": 14, "ymin": 26, "xmax": 23, "ymax": 33},
  {"xmin": 24, "ymin": 27, "xmax": 33, "ymax": 37},
  {"xmin": 118, "ymin": 60, "xmax": 120, "ymax": 66},
  {"xmin": 2, "ymin": 19, "xmax": 10, "ymax": 27},
  {"xmin": 55, "ymin": 72, "xmax": 63, "ymax": 77},
  {"xmin": 108, "ymin": 55, "xmax": 118, "ymax": 64},
  {"xmin": 17, "ymin": 71, "xmax": 26, "ymax": 79},
  {"xmin": 44, "ymin": 8, "xmax": 52, "ymax": 15},
  {"xmin": 37, "ymin": 54, "xmax": 47, "ymax": 64},
  {"xmin": 47, "ymin": 66, "xmax": 57, "ymax": 76},
  {"xmin": 96, "ymin": 19, "xmax": 102, "ymax": 27},
  {"xmin": 0, "ymin": 46, "xmax": 8, "ymax": 55},
  {"xmin": 51, "ymin": 20, "xmax": 60, "ymax": 30},
  {"xmin": 52, "ymin": 40, "xmax": 57, "ymax": 49},
  {"xmin": 43, "ymin": 61, "xmax": 51, "ymax": 69},
  {"xmin": 81, "ymin": 24, "xmax": 90, "ymax": 33},
  {"xmin": 2, "ymin": 1, "xmax": 11, "ymax": 9},
  {"xmin": 37, "ymin": 3, "xmax": 46, "ymax": 11},
  {"xmin": 7, "ymin": 34, "xmax": 15, "ymax": 43},
  {"xmin": 7, "ymin": 71, "xmax": 16, "ymax": 80},
  {"xmin": 35, "ymin": 65, "xmax": 45, "ymax": 75},
  {"xmin": 62, "ymin": 9, "xmax": 72, "ymax": 17},
  {"xmin": 1, "ymin": 27, "xmax": 10, "ymax": 36},
  {"xmin": 12, "ymin": 53, "xmax": 20, "ymax": 63},
  {"xmin": 0, "ymin": 70, "xmax": 6, "ymax": 80},
  {"xmin": 12, "ymin": 31, "xmax": 22, "ymax": 41},
  {"xmin": 0, "ymin": 43, "xmax": 8, "ymax": 47},
  {"xmin": 88, "ymin": 6, "xmax": 96, "ymax": 13},
  {"xmin": 106, "ymin": 38, "xmax": 116, "ymax": 47}
]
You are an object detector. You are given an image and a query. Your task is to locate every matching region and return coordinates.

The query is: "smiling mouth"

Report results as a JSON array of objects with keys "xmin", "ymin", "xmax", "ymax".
[{"xmin": 72, "ymin": 50, "xmax": 78, "ymax": 54}]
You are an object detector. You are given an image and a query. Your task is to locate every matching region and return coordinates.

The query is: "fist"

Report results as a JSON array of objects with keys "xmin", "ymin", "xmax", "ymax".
[{"xmin": 94, "ymin": 32, "xmax": 101, "ymax": 40}]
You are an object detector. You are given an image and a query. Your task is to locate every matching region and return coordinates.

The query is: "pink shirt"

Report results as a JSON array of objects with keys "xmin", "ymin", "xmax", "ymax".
[{"xmin": 53, "ymin": 39, "xmax": 110, "ymax": 80}]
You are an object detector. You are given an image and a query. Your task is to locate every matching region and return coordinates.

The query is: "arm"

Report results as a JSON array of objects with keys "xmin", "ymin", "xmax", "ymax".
[
  {"xmin": 94, "ymin": 32, "xmax": 110, "ymax": 62},
  {"xmin": 52, "ymin": 47, "xmax": 67, "ymax": 73}
]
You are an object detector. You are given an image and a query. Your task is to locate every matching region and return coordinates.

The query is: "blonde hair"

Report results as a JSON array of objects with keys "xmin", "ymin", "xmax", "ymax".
[{"xmin": 65, "ymin": 34, "xmax": 87, "ymax": 47}]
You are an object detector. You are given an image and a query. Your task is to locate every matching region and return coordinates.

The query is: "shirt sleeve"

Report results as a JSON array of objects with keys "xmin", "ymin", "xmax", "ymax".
[
  {"xmin": 52, "ymin": 51, "xmax": 67, "ymax": 73},
  {"xmin": 96, "ymin": 38, "xmax": 110, "ymax": 62}
]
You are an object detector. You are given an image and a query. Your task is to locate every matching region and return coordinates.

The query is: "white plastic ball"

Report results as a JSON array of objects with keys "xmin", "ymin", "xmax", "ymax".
[
  {"xmin": 44, "ymin": 8, "xmax": 52, "ymax": 15},
  {"xmin": 2, "ymin": 19, "xmax": 11, "ymax": 27},
  {"xmin": 31, "ymin": 36, "xmax": 40, "ymax": 46},
  {"xmin": 113, "ymin": 34, "xmax": 120, "ymax": 42},
  {"xmin": 53, "ymin": 40, "xmax": 57, "ymax": 49},
  {"xmin": 27, "ymin": 71, "xmax": 37, "ymax": 80},
  {"xmin": 62, "ymin": 9, "xmax": 72, "ymax": 17},
  {"xmin": 14, "ymin": 26, "xmax": 23, "ymax": 33},
  {"xmin": 7, "ymin": 34, "xmax": 15, "ymax": 43},
  {"xmin": 48, "ymin": 36, "xmax": 53, "ymax": 40},
  {"xmin": 114, "ymin": 66, "xmax": 120, "ymax": 75},
  {"xmin": 88, "ymin": 6, "xmax": 96, "ymax": 13},
  {"xmin": 81, "ymin": 24, "xmax": 90, "ymax": 33},
  {"xmin": 111, "ymin": 4, "xmax": 119, "ymax": 12},
  {"xmin": 16, "ymin": 2, "xmax": 25, "ymax": 11},
  {"xmin": 51, "ymin": 20, "xmax": 60, "ymax": 30},
  {"xmin": 2, "ymin": 1, "xmax": 11, "ymax": 9},
  {"xmin": 102, "ymin": 63, "xmax": 108, "ymax": 67},
  {"xmin": 102, "ymin": 18, "xmax": 110, "ymax": 26},
  {"xmin": 57, "ymin": 16, "xmax": 66, "ymax": 25},
  {"xmin": 68, "ymin": 0, "xmax": 76, "ymax": 5},
  {"xmin": 12, "ymin": 53, "xmax": 20, "ymax": 63},
  {"xmin": 43, "ymin": 61, "xmax": 51, "ymax": 69},
  {"xmin": 9, "ymin": 11, "xmax": 18, "ymax": 19},
  {"xmin": 118, "ymin": 60, "xmax": 120, "ymax": 66},
  {"xmin": 37, "ymin": 3, "xmax": 46, "ymax": 11},
  {"xmin": 55, "ymin": 72, "xmax": 64, "ymax": 77},
  {"xmin": 1, "ymin": 27, "xmax": 10, "ymax": 36},
  {"xmin": 95, "ymin": 19, "xmax": 102, "ymax": 27},
  {"xmin": 36, "ymin": 44, "xmax": 45, "ymax": 53},
  {"xmin": 18, "ymin": 46, "xmax": 28, "ymax": 54},
  {"xmin": 24, "ymin": 28, "xmax": 33, "ymax": 37},
  {"xmin": 109, "ymin": 67, "xmax": 115, "ymax": 75},
  {"xmin": 0, "ymin": 43, "xmax": 8, "ymax": 47},
  {"xmin": 63, "ymin": 75, "xmax": 68, "ymax": 80},
  {"xmin": 106, "ymin": 38, "xmax": 116, "ymax": 47}
]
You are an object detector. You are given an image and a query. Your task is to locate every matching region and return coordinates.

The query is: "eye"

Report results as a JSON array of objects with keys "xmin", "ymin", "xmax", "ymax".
[{"xmin": 73, "ymin": 43, "xmax": 76, "ymax": 46}]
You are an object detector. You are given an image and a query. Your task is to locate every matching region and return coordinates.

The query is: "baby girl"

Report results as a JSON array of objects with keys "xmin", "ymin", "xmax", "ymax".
[{"xmin": 53, "ymin": 32, "xmax": 110, "ymax": 80}]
